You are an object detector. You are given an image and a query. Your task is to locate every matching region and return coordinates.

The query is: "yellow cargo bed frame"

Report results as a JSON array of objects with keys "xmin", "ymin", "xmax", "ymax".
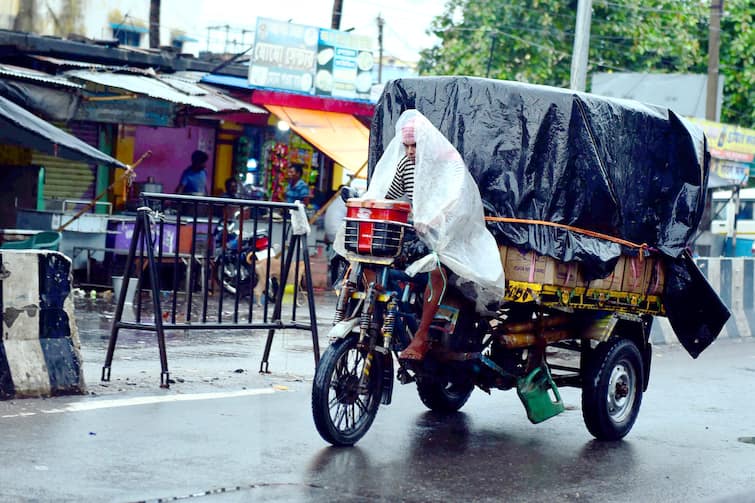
[{"xmin": 504, "ymin": 280, "xmax": 665, "ymax": 316}]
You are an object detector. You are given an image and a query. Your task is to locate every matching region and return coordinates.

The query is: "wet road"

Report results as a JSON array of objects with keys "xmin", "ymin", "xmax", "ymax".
[{"xmin": 1, "ymin": 296, "xmax": 755, "ymax": 502}]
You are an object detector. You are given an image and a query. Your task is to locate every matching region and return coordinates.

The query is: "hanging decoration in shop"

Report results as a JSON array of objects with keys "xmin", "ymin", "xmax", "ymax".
[
  {"xmin": 263, "ymin": 131, "xmax": 321, "ymax": 204},
  {"xmin": 268, "ymin": 142, "xmax": 289, "ymax": 202}
]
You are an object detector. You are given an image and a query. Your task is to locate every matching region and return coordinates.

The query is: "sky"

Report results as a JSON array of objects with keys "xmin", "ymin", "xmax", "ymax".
[{"xmin": 191, "ymin": 0, "xmax": 448, "ymax": 62}]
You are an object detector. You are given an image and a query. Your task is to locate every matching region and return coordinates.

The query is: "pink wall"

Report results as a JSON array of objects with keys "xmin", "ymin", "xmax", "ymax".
[{"xmin": 133, "ymin": 125, "xmax": 216, "ymax": 193}]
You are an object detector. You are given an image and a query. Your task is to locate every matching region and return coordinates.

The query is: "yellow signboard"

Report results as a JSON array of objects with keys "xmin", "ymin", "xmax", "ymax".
[{"xmin": 687, "ymin": 117, "xmax": 755, "ymax": 160}]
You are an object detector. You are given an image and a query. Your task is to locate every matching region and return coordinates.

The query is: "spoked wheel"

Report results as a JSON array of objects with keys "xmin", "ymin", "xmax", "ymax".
[
  {"xmin": 582, "ymin": 338, "xmax": 644, "ymax": 440},
  {"xmin": 312, "ymin": 335, "xmax": 383, "ymax": 446},
  {"xmin": 416, "ymin": 377, "xmax": 474, "ymax": 413}
]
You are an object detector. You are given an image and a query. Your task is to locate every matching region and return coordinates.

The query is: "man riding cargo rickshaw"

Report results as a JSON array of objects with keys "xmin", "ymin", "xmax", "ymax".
[
  {"xmin": 339, "ymin": 110, "xmax": 506, "ymax": 361},
  {"xmin": 313, "ymin": 76, "xmax": 730, "ymax": 447}
]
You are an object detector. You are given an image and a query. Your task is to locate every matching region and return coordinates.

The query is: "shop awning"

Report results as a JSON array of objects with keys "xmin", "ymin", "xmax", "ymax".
[
  {"xmin": 0, "ymin": 63, "xmax": 82, "ymax": 89},
  {"xmin": 0, "ymin": 95, "xmax": 126, "ymax": 168},
  {"xmin": 66, "ymin": 70, "xmax": 267, "ymax": 114},
  {"xmin": 265, "ymin": 105, "xmax": 368, "ymax": 179}
]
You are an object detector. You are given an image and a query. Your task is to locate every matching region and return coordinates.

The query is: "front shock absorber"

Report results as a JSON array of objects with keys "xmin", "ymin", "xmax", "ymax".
[
  {"xmin": 382, "ymin": 297, "xmax": 398, "ymax": 350},
  {"xmin": 333, "ymin": 265, "xmax": 357, "ymax": 324},
  {"xmin": 358, "ymin": 283, "xmax": 376, "ymax": 347}
]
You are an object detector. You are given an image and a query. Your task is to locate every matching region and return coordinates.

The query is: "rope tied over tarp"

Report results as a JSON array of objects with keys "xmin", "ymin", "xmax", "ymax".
[{"xmin": 484, "ymin": 216, "xmax": 650, "ymax": 260}]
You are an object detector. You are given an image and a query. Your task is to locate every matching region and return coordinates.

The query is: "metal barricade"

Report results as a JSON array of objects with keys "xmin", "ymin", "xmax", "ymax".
[{"xmin": 101, "ymin": 192, "xmax": 319, "ymax": 388}]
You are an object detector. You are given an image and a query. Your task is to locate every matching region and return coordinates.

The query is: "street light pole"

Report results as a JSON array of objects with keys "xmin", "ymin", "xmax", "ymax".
[{"xmin": 569, "ymin": 0, "xmax": 592, "ymax": 91}]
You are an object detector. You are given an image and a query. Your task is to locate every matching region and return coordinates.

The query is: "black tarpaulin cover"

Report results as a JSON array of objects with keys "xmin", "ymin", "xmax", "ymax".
[{"xmin": 369, "ymin": 77, "xmax": 729, "ymax": 357}]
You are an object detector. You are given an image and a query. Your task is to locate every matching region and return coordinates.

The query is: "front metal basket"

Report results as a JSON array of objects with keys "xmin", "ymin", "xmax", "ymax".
[{"xmin": 344, "ymin": 218, "xmax": 407, "ymax": 257}]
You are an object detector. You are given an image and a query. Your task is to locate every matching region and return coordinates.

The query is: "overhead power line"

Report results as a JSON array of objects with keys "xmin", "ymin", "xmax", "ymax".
[{"xmin": 595, "ymin": 0, "xmax": 708, "ymax": 16}]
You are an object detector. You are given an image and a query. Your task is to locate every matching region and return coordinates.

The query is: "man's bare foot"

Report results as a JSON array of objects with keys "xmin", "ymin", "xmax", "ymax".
[{"xmin": 399, "ymin": 334, "xmax": 430, "ymax": 360}]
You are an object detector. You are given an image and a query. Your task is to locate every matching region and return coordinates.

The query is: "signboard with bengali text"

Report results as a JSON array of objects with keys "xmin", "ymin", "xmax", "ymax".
[
  {"xmin": 249, "ymin": 18, "xmax": 319, "ymax": 94},
  {"xmin": 249, "ymin": 18, "xmax": 374, "ymax": 100}
]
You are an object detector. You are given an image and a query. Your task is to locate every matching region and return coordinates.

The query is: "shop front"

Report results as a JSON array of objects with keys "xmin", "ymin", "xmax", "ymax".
[{"xmin": 202, "ymin": 75, "xmax": 373, "ymax": 210}]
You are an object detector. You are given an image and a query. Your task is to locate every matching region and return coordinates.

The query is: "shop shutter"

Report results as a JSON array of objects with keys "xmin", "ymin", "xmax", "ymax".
[{"xmin": 32, "ymin": 121, "xmax": 99, "ymax": 205}]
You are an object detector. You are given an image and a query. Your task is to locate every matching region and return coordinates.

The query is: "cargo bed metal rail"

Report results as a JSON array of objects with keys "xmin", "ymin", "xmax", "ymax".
[{"xmin": 504, "ymin": 280, "xmax": 665, "ymax": 316}]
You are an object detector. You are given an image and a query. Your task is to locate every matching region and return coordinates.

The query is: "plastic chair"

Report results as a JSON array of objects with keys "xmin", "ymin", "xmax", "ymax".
[{"xmin": 1, "ymin": 231, "xmax": 61, "ymax": 251}]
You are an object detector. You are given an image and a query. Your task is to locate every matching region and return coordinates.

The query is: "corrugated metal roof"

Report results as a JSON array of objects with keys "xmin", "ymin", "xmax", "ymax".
[
  {"xmin": 162, "ymin": 77, "xmax": 266, "ymax": 114},
  {"xmin": 0, "ymin": 63, "xmax": 82, "ymax": 88},
  {"xmin": 194, "ymin": 84, "xmax": 266, "ymax": 114},
  {"xmin": 29, "ymin": 55, "xmax": 108, "ymax": 70},
  {"xmin": 158, "ymin": 75, "xmax": 207, "ymax": 95},
  {"xmin": 66, "ymin": 69, "xmax": 265, "ymax": 114}
]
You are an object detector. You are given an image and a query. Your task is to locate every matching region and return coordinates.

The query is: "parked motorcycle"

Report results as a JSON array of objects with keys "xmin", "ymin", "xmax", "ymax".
[
  {"xmin": 312, "ymin": 199, "xmax": 653, "ymax": 446},
  {"xmin": 213, "ymin": 211, "xmax": 270, "ymax": 297}
]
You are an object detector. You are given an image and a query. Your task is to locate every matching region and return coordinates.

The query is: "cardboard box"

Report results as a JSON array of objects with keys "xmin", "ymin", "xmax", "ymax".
[
  {"xmin": 622, "ymin": 256, "xmax": 665, "ymax": 295},
  {"xmin": 501, "ymin": 246, "xmax": 586, "ymax": 288},
  {"xmin": 503, "ymin": 248, "xmax": 549, "ymax": 283},
  {"xmin": 543, "ymin": 259, "xmax": 584, "ymax": 288},
  {"xmin": 646, "ymin": 258, "xmax": 665, "ymax": 295},
  {"xmin": 499, "ymin": 246, "xmax": 508, "ymax": 268},
  {"xmin": 622, "ymin": 256, "xmax": 647, "ymax": 294},
  {"xmin": 499, "ymin": 246, "xmax": 665, "ymax": 294},
  {"xmin": 587, "ymin": 256, "xmax": 626, "ymax": 291}
]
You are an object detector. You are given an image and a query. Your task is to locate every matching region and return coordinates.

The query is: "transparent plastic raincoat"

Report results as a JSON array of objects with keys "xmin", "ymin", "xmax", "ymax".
[{"xmin": 338, "ymin": 110, "xmax": 505, "ymax": 310}]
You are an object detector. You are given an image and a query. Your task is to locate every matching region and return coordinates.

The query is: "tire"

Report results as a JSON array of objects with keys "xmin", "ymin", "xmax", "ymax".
[
  {"xmin": 416, "ymin": 377, "xmax": 474, "ymax": 413},
  {"xmin": 312, "ymin": 336, "xmax": 383, "ymax": 446},
  {"xmin": 216, "ymin": 256, "xmax": 254, "ymax": 297},
  {"xmin": 582, "ymin": 338, "xmax": 644, "ymax": 440}
]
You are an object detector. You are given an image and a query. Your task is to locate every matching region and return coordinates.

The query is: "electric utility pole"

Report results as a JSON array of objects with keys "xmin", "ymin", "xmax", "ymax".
[
  {"xmin": 486, "ymin": 33, "xmax": 498, "ymax": 78},
  {"xmin": 149, "ymin": 0, "xmax": 161, "ymax": 48},
  {"xmin": 569, "ymin": 0, "xmax": 592, "ymax": 91},
  {"xmin": 377, "ymin": 14, "xmax": 385, "ymax": 83},
  {"xmin": 331, "ymin": 0, "xmax": 343, "ymax": 29},
  {"xmin": 706, "ymin": 0, "xmax": 724, "ymax": 121}
]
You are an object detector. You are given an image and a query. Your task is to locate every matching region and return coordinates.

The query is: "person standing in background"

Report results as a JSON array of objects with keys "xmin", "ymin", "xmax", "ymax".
[
  {"xmin": 175, "ymin": 150, "xmax": 209, "ymax": 195},
  {"xmin": 285, "ymin": 163, "xmax": 310, "ymax": 205}
]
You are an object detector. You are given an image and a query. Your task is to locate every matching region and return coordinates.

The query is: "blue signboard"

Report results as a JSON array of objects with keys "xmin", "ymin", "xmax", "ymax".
[
  {"xmin": 249, "ymin": 18, "xmax": 319, "ymax": 94},
  {"xmin": 315, "ymin": 28, "xmax": 374, "ymax": 100}
]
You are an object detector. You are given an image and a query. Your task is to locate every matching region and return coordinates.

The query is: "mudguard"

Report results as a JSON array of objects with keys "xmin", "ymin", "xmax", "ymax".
[{"xmin": 326, "ymin": 318, "xmax": 360, "ymax": 341}]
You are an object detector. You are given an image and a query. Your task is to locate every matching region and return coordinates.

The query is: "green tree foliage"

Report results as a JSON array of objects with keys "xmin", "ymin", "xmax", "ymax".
[
  {"xmin": 419, "ymin": 0, "xmax": 754, "ymax": 127},
  {"xmin": 719, "ymin": 0, "xmax": 755, "ymax": 126}
]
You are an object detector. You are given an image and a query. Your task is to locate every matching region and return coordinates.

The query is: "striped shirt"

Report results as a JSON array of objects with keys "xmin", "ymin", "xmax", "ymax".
[{"xmin": 385, "ymin": 155, "xmax": 415, "ymax": 201}]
